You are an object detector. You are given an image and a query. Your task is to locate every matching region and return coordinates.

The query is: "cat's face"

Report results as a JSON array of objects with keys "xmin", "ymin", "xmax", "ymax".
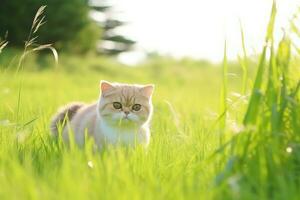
[{"xmin": 98, "ymin": 81, "xmax": 154, "ymax": 128}]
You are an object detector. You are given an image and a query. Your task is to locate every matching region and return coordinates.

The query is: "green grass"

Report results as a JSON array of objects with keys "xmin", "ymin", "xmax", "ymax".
[
  {"xmin": 0, "ymin": 2, "xmax": 300, "ymax": 200},
  {"xmin": 0, "ymin": 60, "xmax": 226, "ymax": 200}
]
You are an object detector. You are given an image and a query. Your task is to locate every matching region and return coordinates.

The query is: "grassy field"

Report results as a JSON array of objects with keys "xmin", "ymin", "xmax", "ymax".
[
  {"xmin": 0, "ymin": 3, "xmax": 300, "ymax": 200},
  {"xmin": 0, "ymin": 56, "xmax": 225, "ymax": 199}
]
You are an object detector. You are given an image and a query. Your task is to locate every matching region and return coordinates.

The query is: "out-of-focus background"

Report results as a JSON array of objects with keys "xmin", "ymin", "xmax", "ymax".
[{"xmin": 0, "ymin": 0, "xmax": 299, "ymax": 65}]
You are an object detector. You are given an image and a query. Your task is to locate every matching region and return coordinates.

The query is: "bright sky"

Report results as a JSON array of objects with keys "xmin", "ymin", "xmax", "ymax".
[{"xmin": 104, "ymin": 0, "xmax": 299, "ymax": 64}]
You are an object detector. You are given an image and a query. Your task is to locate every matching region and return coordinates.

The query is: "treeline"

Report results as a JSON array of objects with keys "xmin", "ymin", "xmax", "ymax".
[{"xmin": 0, "ymin": 0, "xmax": 135, "ymax": 55}]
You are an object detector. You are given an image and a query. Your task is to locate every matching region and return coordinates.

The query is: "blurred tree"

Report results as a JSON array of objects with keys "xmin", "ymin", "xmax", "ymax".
[
  {"xmin": 90, "ymin": 3, "xmax": 136, "ymax": 55},
  {"xmin": 0, "ymin": 0, "xmax": 100, "ymax": 53},
  {"xmin": 0, "ymin": 0, "xmax": 135, "ymax": 55}
]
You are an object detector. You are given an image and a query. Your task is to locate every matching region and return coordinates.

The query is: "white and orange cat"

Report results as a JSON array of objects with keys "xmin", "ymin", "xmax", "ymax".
[{"xmin": 50, "ymin": 80, "xmax": 154, "ymax": 148}]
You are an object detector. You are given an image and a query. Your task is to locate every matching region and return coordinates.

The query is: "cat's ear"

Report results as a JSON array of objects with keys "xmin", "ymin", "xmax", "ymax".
[
  {"xmin": 100, "ymin": 80, "xmax": 114, "ymax": 94},
  {"xmin": 140, "ymin": 84, "xmax": 154, "ymax": 98}
]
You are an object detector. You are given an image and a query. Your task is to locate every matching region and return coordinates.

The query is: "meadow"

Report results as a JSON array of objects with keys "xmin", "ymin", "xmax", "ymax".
[{"xmin": 0, "ymin": 3, "xmax": 300, "ymax": 200}]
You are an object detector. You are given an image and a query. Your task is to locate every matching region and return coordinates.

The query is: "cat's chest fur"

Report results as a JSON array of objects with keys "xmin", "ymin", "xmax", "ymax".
[{"xmin": 95, "ymin": 120, "xmax": 150, "ymax": 146}]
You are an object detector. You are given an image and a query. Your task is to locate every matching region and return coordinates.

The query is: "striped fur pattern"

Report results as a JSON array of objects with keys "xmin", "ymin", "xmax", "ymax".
[{"xmin": 50, "ymin": 102, "xmax": 85, "ymax": 136}]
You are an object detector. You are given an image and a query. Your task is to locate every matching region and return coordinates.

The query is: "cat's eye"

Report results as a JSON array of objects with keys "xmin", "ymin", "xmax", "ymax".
[
  {"xmin": 132, "ymin": 104, "xmax": 141, "ymax": 111},
  {"xmin": 113, "ymin": 102, "xmax": 122, "ymax": 109}
]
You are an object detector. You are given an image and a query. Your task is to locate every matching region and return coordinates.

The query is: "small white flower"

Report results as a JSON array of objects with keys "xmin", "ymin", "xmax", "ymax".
[
  {"xmin": 87, "ymin": 160, "xmax": 94, "ymax": 168},
  {"xmin": 286, "ymin": 147, "xmax": 292, "ymax": 153}
]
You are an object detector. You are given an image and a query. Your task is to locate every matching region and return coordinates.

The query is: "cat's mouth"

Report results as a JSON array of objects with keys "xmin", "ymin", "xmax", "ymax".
[
  {"xmin": 120, "ymin": 116, "xmax": 138, "ymax": 124},
  {"xmin": 122, "ymin": 116, "xmax": 130, "ymax": 121},
  {"xmin": 116, "ymin": 117, "xmax": 137, "ymax": 127}
]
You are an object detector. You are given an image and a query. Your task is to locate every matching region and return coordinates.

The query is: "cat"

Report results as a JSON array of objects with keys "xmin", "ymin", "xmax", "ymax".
[{"xmin": 50, "ymin": 80, "xmax": 154, "ymax": 148}]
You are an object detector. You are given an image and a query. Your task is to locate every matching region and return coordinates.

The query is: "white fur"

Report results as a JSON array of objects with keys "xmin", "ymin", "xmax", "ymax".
[
  {"xmin": 95, "ymin": 103, "xmax": 150, "ymax": 147},
  {"xmin": 95, "ymin": 116, "xmax": 150, "ymax": 147},
  {"xmin": 63, "ymin": 103, "xmax": 151, "ymax": 148}
]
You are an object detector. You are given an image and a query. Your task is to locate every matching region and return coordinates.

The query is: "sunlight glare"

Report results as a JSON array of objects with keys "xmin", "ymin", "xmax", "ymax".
[{"xmin": 110, "ymin": 0, "xmax": 300, "ymax": 64}]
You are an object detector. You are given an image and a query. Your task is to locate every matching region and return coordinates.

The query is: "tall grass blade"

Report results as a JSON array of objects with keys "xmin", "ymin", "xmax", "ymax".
[
  {"xmin": 0, "ymin": 40, "xmax": 8, "ymax": 54},
  {"xmin": 219, "ymin": 40, "xmax": 228, "ymax": 145},
  {"xmin": 243, "ymin": 1, "xmax": 277, "ymax": 125},
  {"xmin": 239, "ymin": 20, "xmax": 249, "ymax": 94}
]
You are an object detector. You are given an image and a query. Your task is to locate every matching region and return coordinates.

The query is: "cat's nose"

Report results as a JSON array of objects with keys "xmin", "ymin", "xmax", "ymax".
[{"xmin": 124, "ymin": 111, "xmax": 130, "ymax": 115}]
